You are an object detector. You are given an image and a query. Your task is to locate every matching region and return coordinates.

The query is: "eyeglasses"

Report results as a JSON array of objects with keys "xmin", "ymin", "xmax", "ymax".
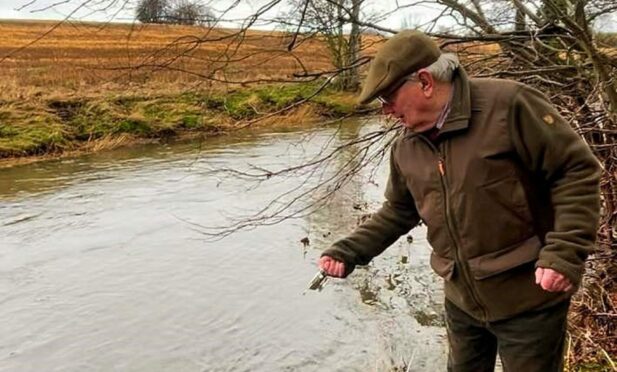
[
  {"xmin": 376, "ymin": 72, "xmax": 419, "ymax": 106},
  {"xmin": 376, "ymin": 96, "xmax": 391, "ymax": 105}
]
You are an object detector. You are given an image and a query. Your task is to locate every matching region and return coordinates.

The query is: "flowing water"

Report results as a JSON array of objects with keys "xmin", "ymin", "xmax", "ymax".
[{"xmin": 0, "ymin": 120, "xmax": 447, "ymax": 372}]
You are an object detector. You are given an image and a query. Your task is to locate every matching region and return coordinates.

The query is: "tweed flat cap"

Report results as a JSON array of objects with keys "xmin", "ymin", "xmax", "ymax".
[{"xmin": 358, "ymin": 30, "xmax": 441, "ymax": 105}]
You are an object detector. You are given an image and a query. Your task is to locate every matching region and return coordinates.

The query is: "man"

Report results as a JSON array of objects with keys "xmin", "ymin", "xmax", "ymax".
[{"xmin": 319, "ymin": 30, "xmax": 601, "ymax": 372}]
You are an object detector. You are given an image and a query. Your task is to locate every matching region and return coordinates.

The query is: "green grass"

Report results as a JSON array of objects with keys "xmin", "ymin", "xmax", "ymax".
[
  {"xmin": 213, "ymin": 82, "xmax": 358, "ymax": 119},
  {"xmin": 0, "ymin": 105, "xmax": 70, "ymax": 155}
]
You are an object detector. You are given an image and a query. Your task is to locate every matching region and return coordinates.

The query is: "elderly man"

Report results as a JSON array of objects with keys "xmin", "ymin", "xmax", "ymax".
[{"xmin": 319, "ymin": 30, "xmax": 601, "ymax": 372}]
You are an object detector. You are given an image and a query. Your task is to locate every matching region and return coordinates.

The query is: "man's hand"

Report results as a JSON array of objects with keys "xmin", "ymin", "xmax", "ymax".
[
  {"xmin": 535, "ymin": 267, "xmax": 573, "ymax": 292},
  {"xmin": 319, "ymin": 256, "xmax": 346, "ymax": 278}
]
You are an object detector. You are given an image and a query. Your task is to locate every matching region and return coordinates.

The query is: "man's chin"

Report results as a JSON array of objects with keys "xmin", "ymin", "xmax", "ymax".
[
  {"xmin": 401, "ymin": 121, "xmax": 415, "ymax": 130},
  {"xmin": 405, "ymin": 123, "xmax": 434, "ymax": 133},
  {"xmin": 402, "ymin": 122, "xmax": 426, "ymax": 132}
]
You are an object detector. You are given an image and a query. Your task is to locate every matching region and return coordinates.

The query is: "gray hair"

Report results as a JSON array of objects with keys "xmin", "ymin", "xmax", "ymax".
[{"xmin": 407, "ymin": 53, "xmax": 460, "ymax": 82}]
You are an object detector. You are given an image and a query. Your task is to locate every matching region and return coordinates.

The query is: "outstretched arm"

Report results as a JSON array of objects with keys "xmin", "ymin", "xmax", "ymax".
[{"xmin": 321, "ymin": 139, "xmax": 421, "ymax": 277}]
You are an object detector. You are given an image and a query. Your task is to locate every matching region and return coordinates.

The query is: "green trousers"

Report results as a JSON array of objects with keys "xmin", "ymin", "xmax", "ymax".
[{"xmin": 445, "ymin": 299, "xmax": 570, "ymax": 372}]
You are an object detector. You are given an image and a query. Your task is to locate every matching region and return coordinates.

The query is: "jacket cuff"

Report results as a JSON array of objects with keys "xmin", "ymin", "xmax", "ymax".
[
  {"xmin": 321, "ymin": 245, "xmax": 357, "ymax": 278},
  {"xmin": 535, "ymin": 259, "xmax": 584, "ymax": 287}
]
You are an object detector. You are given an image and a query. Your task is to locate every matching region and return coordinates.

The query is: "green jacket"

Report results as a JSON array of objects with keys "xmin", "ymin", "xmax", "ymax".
[{"xmin": 323, "ymin": 68, "xmax": 601, "ymax": 322}]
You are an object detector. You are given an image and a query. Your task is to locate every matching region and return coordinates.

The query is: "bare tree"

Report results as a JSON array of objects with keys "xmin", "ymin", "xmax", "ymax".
[
  {"xmin": 279, "ymin": 0, "xmax": 368, "ymax": 91},
  {"xmin": 136, "ymin": 0, "xmax": 169, "ymax": 24},
  {"xmin": 167, "ymin": 0, "xmax": 216, "ymax": 26}
]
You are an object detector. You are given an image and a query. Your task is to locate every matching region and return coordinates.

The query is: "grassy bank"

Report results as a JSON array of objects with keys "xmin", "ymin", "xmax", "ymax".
[{"xmin": 0, "ymin": 82, "xmax": 364, "ymax": 162}]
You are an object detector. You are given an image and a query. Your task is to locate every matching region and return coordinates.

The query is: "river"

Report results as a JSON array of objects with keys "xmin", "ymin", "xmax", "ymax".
[{"xmin": 0, "ymin": 119, "xmax": 447, "ymax": 371}]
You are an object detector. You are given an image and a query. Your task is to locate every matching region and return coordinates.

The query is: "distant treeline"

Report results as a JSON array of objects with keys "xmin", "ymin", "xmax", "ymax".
[{"xmin": 596, "ymin": 32, "xmax": 617, "ymax": 47}]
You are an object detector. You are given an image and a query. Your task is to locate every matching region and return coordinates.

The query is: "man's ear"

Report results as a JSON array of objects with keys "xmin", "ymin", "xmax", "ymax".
[{"xmin": 416, "ymin": 69, "xmax": 434, "ymax": 97}]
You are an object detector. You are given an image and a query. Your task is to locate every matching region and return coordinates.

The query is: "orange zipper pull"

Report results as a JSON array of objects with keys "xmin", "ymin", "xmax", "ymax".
[{"xmin": 438, "ymin": 159, "xmax": 445, "ymax": 176}]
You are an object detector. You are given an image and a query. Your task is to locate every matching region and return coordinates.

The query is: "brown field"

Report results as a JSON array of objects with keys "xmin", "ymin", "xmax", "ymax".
[{"xmin": 0, "ymin": 19, "xmax": 384, "ymax": 99}]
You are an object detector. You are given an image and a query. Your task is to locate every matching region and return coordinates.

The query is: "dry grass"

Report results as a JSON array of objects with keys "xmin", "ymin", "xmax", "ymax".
[{"xmin": 567, "ymin": 256, "xmax": 617, "ymax": 371}]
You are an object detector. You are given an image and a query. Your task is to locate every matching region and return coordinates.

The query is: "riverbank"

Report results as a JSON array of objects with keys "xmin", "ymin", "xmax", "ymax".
[{"xmin": 0, "ymin": 82, "xmax": 371, "ymax": 168}]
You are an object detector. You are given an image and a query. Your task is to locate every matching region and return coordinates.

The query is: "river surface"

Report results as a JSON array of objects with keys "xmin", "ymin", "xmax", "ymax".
[{"xmin": 0, "ymin": 119, "xmax": 447, "ymax": 372}]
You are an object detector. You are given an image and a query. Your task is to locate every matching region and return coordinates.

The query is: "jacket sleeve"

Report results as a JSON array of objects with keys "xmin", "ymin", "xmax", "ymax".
[
  {"xmin": 321, "ymin": 138, "xmax": 421, "ymax": 277},
  {"xmin": 508, "ymin": 85, "xmax": 602, "ymax": 286}
]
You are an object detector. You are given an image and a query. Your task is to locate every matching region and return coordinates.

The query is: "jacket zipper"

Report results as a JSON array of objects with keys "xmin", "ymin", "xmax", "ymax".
[{"xmin": 419, "ymin": 135, "xmax": 489, "ymax": 321}]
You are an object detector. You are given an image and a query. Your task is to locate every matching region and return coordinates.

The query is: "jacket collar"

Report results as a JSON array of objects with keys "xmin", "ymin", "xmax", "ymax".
[
  {"xmin": 440, "ymin": 67, "xmax": 471, "ymax": 134},
  {"xmin": 403, "ymin": 66, "xmax": 472, "ymax": 139}
]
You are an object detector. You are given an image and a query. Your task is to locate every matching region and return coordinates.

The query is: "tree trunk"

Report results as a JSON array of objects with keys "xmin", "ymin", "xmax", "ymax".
[
  {"xmin": 344, "ymin": 0, "xmax": 361, "ymax": 92},
  {"xmin": 514, "ymin": 7, "xmax": 525, "ymax": 32}
]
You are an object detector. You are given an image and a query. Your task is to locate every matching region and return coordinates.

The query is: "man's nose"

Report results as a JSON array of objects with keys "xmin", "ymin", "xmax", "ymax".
[{"xmin": 382, "ymin": 103, "xmax": 394, "ymax": 115}]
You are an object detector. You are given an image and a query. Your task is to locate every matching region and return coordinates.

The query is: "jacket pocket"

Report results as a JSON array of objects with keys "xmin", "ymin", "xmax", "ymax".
[
  {"xmin": 468, "ymin": 235, "xmax": 541, "ymax": 280},
  {"xmin": 482, "ymin": 176, "xmax": 532, "ymax": 224},
  {"xmin": 430, "ymin": 252, "xmax": 455, "ymax": 281}
]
